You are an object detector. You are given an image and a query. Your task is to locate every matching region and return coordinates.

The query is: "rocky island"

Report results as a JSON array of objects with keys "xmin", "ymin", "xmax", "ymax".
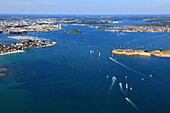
[
  {"xmin": 68, "ymin": 30, "xmax": 82, "ymax": 34},
  {"xmin": 112, "ymin": 49, "xmax": 170, "ymax": 57},
  {"xmin": 112, "ymin": 49, "xmax": 151, "ymax": 57},
  {"xmin": 0, "ymin": 68, "xmax": 7, "ymax": 76}
]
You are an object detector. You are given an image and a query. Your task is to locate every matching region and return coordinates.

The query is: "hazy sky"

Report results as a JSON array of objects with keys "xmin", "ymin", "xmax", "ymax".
[{"xmin": 0, "ymin": 0, "xmax": 170, "ymax": 14}]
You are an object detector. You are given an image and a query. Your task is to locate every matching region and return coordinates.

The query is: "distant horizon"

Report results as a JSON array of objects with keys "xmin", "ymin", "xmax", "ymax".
[
  {"xmin": 0, "ymin": 0, "xmax": 170, "ymax": 15},
  {"xmin": 0, "ymin": 13, "xmax": 170, "ymax": 15}
]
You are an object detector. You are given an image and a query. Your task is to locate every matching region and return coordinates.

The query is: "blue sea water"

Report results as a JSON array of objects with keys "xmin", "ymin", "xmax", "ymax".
[{"xmin": 0, "ymin": 20, "xmax": 170, "ymax": 113}]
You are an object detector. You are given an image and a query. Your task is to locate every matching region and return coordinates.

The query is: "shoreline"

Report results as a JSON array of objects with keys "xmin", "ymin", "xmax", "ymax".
[{"xmin": 0, "ymin": 50, "xmax": 25, "ymax": 56}]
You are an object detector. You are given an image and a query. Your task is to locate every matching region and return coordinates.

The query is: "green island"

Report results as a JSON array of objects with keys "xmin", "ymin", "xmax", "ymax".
[{"xmin": 68, "ymin": 30, "xmax": 82, "ymax": 34}]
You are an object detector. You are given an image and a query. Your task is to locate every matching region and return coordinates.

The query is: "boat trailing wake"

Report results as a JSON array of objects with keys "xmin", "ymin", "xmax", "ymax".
[
  {"xmin": 109, "ymin": 57, "xmax": 168, "ymax": 88},
  {"xmin": 125, "ymin": 97, "xmax": 142, "ymax": 113},
  {"xmin": 119, "ymin": 83, "xmax": 127, "ymax": 96},
  {"xmin": 108, "ymin": 76, "xmax": 117, "ymax": 97},
  {"xmin": 109, "ymin": 57, "xmax": 145, "ymax": 77}
]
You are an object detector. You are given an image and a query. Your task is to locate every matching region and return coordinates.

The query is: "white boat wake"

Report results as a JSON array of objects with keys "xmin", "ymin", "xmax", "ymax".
[
  {"xmin": 109, "ymin": 57, "xmax": 145, "ymax": 77},
  {"xmin": 119, "ymin": 83, "xmax": 127, "ymax": 96},
  {"xmin": 125, "ymin": 97, "xmax": 142, "ymax": 113},
  {"xmin": 108, "ymin": 76, "xmax": 117, "ymax": 97},
  {"xmin": 109, "ymin": 57, "xmax": 168, "ymax": 88}
]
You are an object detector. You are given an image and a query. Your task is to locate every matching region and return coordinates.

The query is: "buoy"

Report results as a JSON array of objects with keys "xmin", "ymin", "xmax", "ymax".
[
  {"xmin": 150, "ymin": 75, "xmax": 152, "ymax": 77},
  {"xmin": 125, "ymin": 76, "xmax": 127, "ymax": 79},
  {"xmin": 127, "ymin": 102, "xmax": 128, "ymax": 104},
  {"xmin": 142, "ymin": 78, "xmax": 144, "ymax": 80}
]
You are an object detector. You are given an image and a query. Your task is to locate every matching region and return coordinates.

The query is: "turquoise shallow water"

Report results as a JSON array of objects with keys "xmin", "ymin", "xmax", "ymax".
[{"xmin": 0, "ymin": 20, "xmax": 170, "ymax": 113}]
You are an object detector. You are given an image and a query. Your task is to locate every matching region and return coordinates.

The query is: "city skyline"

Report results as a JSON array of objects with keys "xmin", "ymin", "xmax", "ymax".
[{"xmin": 0, "ymin": 0, "xmax": 170, "ymax": 14}]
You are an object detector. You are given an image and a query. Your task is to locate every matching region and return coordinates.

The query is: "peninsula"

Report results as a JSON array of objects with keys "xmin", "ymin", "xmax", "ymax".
[{"xmin": 0, "ymin": 39, "xmax": 56, "ymax": 56}]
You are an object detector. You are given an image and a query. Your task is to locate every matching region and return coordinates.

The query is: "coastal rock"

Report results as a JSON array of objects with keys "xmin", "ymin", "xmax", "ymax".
[
  {"xmin": 0, "ymin": 73, "xmax": 6, "ymax": 76},
  {"xmin": 68, "ymin": 30, "xmax": 82, "ymax": 34},
  {"xmin": 0, "ymin": 68, "xmax": 7, "ymax": 72}
]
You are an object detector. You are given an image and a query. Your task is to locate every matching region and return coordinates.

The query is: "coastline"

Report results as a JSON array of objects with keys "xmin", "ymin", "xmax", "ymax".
[{"xmin": 0, "ymin": 50, "xmax": 25, "ymax": 56}]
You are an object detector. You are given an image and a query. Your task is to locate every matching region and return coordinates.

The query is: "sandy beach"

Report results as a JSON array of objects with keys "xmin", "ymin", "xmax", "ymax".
[{"xmin": 0, "ymin": 50, "xmax": 25, "ymax": 56}]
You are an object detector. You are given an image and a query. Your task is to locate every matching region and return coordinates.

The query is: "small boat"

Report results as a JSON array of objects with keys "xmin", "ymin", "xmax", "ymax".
[
  {"xmin": 107, "ymin": 75, "xmax": 109, "ymax": 79},
  {"xmin": 99, "ymin": 52, "xmax": 101, "ymax": 57},
  {"xmin": 126, "ymin": 83, "xmax": 128, "ymax": 89},
  {"xmin": 112, "ymin": 76, "xmax": 116, "ymax": 80}
]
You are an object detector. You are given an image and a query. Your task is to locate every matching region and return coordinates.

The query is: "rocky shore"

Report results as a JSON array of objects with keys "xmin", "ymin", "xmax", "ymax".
[{"xmin": 0, "ymin": 68, "xmax": 7, "ymax": 76}]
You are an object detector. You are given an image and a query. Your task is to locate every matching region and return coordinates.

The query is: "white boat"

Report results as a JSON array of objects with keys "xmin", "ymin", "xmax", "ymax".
[
  {"xmin": 112, "ymin": 76, "xmax": 116, "ymax": 80},
  {"xmin": 126, "ymin": 83, "xmax": 128, "ymax": 89}
]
